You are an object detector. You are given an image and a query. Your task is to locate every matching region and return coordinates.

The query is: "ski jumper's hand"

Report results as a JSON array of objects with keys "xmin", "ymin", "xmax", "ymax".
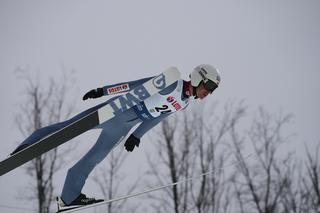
[
  {"xmin": 124, "ymin": 134, "xmax": 140, "ymax": 152},
  {"xmin": 82, "ymin": 88, "xmax": 104, "ymax": 100}
]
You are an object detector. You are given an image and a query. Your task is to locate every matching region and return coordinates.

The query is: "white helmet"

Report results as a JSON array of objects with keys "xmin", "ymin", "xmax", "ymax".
[{"xmin": 189, "ymin": 64, "xmax": 221, "ymax": 93}]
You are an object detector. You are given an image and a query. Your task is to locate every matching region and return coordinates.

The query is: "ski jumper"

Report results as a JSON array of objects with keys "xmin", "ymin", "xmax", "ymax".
[{"xmin": 14, "ymin": 77, "xmax": 189, "ymax": 204}]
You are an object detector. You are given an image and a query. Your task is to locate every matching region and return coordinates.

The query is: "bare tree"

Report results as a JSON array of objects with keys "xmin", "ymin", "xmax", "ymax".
[
  {"xmin": 15, "ymin": 68, "xmax": 76, "ymax": 213},
  {"xmin": 230, "ymin": 107, "xmax": 293, "ymax": 213},
  {"xmin": 269, "ymin": 144, "xmax": 320, "ymax": 213},
  {"xmin": 279, "ymin": 158, "xmax": 311, "ymax": 213},
  {"xmin": 304, "ymin": 144, "xmax": 320, "ymax": 212},
  {"xmin": 92, "ymin": 148, "xmax": 139, "ymax": 213},
  {"xmin": 145, "ymin": 113, "xmax": 192, "ymax": 213},
  {"xmin": 189, "ymin": 101, "xmax": 246, "ymax": 213}
]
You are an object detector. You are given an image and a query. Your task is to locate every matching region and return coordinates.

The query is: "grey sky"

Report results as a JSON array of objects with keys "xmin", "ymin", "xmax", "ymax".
[{"xmin": 0, "ymin": 0, "xmax": 319, "ymax": 212}]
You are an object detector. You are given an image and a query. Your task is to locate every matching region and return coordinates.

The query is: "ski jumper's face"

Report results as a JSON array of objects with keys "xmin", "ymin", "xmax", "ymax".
[{"xmin": 196, "ymin": 82, "xmax": 210, "ymax": 99}]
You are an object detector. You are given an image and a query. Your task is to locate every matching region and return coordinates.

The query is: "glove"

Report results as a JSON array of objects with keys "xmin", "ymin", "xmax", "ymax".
[
  {"xmin": 124, "ymin": 134, "xmax": 140, "ymax": 152},
  {"xmin": 82, "ymin": 88, "xmax": 104, "ymax": 100}
]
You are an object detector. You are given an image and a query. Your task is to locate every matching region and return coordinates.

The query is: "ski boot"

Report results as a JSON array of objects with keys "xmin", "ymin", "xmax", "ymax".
[{"xmin": 56, "ymin": 193, "xmax": 104, "ymax": 212}]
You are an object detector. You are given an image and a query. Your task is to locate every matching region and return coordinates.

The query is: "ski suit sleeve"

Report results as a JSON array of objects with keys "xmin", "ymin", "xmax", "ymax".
[
  {"xmin": 131, "ymin": 113, "xmax": 171, "ymax": 139},
  {"xmin": 102, "ymin": 76, "xmax": 154, "ymax": 96}
]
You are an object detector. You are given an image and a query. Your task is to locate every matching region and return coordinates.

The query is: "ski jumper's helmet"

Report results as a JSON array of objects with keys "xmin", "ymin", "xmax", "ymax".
[{"xmin": 189, "ymin": 64, "xmax": 221, "ymax": 96}]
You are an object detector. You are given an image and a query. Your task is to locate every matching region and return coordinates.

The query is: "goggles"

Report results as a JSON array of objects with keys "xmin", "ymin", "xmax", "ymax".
[
  {"xmin": 199, "ymin": 68, "xmax": 218, "ymax": 93},
  {"xmin": 203, "ymin": 80, "xmax": 218, "ymax": 93}
]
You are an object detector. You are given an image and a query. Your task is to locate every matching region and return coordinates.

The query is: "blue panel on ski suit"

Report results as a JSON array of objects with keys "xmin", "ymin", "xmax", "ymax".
[{"xmin": 16, "ymin": 95, "xmax": 120, "ymax": 148}]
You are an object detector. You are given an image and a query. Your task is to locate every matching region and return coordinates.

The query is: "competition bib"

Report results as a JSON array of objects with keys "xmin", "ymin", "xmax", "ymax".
[{"xmin": 143, "ymin": 80, "xmax": 189, "ymax": 118}]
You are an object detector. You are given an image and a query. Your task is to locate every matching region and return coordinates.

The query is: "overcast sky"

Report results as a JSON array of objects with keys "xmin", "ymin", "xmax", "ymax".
[{"xmin": 0, "ymin": 0, "xmax": 319, "ymax": 212}]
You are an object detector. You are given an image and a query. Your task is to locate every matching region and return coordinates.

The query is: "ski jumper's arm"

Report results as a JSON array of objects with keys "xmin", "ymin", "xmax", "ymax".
[
  {"xmin": 83, "ymin": 77, "xmax": 154, "ymax": 100},
  {"xmin": 102, "ymin": 77, "xmax": 154, "ymax": 96}
]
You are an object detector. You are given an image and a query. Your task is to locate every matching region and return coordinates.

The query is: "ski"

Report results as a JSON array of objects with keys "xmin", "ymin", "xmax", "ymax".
[
  {"xmin": 57, "ymin": 206, "xmax": 81, "ymax": 213},
  {"xmin": 0, "ymin": 67, "xmax": 180, "ymax": 176},
  {"xmin": 56, "ymin": 170, "xmax": 216, "ymax": 213}
]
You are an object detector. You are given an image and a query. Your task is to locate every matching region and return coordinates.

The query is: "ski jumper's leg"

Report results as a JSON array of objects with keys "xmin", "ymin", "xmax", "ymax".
[
  {"xmin": 12, "ymin": 101, "xmax": 110, "ymax": 151},
  {"xmin": 60, "ymin": 108, "xmax": 141, "ymax": 204}
]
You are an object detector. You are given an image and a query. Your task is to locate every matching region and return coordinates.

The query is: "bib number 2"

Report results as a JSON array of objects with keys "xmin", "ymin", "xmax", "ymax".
[{"xmin": 154, "ymin": 105, "xmax": 171, "ymax": 114}]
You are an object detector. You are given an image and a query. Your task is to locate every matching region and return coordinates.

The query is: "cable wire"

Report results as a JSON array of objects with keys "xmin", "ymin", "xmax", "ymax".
[{"xmin": 0, "ymin": 204, "xmax": 34, "ymax": 212}]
